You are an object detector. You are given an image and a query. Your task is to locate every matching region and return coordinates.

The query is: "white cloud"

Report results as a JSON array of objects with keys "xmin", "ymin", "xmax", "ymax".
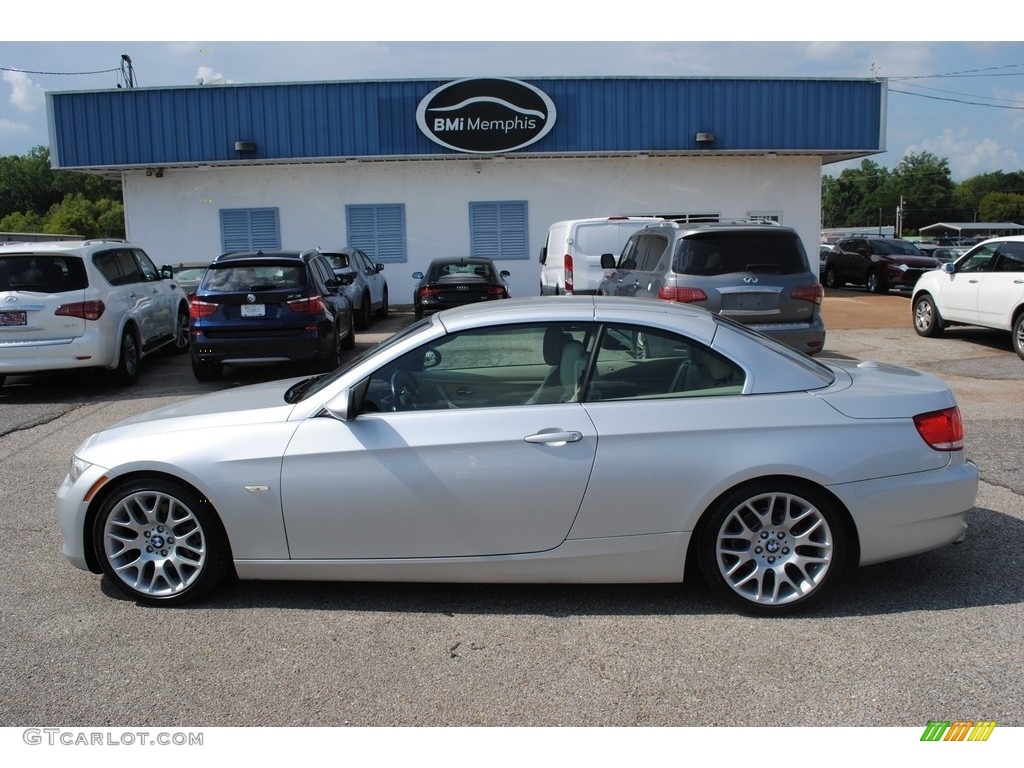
[
  {"xmin": 908, "ymin": 127, "xmax": 1022, "ymax": 179},
  {"xmin": 195, "ymin": 66, "xmax": 233, "ymax": 85},
  {"xmin": 3, "ymin": 71, "xmax": 45, "ymax": 112},
  {"xmin": 0, "ymin": 117, "xmax": 34, "ymax": 135}
]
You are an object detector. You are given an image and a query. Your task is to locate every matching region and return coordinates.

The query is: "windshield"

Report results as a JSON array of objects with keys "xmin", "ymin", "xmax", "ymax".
[{"xmin": 292, "ymin": 317, "xmax": 433, "ymax": 402}]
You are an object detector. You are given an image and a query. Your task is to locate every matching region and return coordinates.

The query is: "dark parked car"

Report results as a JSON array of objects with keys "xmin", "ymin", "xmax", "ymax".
[
  {"xmin": 309, "ymin": 247, "xmax": 388, "ymax": 330},
  {"xmin": 189, "ymin": 250, "xmax": 354, "ymax": 381},
  {"xmin": 168, "ymin": 261, "xmax": 211, "ymax": 295},
  {"xmin": 412, "ymin": 257, "xmax": 510, "ymax": 318},
  {"xmin": 824, "ymin": 237, "xmax": 940, "ymax": 293},
  {"xmin": 598, "ymin": 221, "xmax": 825, "ymax": 354}
]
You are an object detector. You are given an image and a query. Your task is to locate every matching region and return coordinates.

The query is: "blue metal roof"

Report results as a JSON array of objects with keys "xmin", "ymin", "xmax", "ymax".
[{"xmin": 47, "ymin": 77, "xmax": 885, "ymax": 169}]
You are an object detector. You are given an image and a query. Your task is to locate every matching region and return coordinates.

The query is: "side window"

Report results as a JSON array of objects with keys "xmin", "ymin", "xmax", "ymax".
[
  {"xmin": 92, "ymin": 251, "xmax": 122, "ymax": 285},
  {"xmin": 133, "ymin": 249, "xmax": 160, "ymax": 282},
  {"xmin": 587, "ymin": 324, "xmax": 744, "ymax": 401},
  {"xmin": 637, "ymin": 236, "xmax": 669, "ymax": 272},
  {"xmin": 361, "ymin": 323, "xmax": 595, "ymax": 412},
  {"xmin": 114, "ymin": 250, "xmax": 143, "ymax": 284},
  {"xmin": 994, "ymin": 242, "xmax": 1024, "ymax": 272},
  {"xmin": 959, "ymin": 245, "xmax": 997, "ymax": 273}
]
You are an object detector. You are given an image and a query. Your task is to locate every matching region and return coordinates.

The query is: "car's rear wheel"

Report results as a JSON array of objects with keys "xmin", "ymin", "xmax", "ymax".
[
  {"xmin": 318, "ymin": 324, "xmax": 343, "ymax": 372},
  {"xmin": 913, "ymin": 294, "xmax": 945, "ymax": 338},
  {"xmin": 341, "ymin": 309, "xmax": 356, "ymax": 350},
  {"xmin": 93, "ymin": 477, "xmax": 228, "ymax": 605},
  {"xmin": 191, "ymin": 356, "xmax": 222, "ymax": 382},
  {"xmin": 112, "ymin": 328, "xmax": 140, "ymax": 385},
  {"xmin": 375, "ymin": 287, "xmax": 389, "ymax": 319},
  {"xmin": 1013, "ymin": 313, "xmax": 1024, "ymax": 361},
  {"xmin": 166, "ymin": 304, "xmax": 190, "ymax": 354},
  {"xmin": 698, "ymin": 481, "xmax": 850, "ymax": 616}
]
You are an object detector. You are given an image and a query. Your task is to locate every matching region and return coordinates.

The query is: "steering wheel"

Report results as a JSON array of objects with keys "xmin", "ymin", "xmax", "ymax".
[{"xmin": 389, "ymin": 370, "xmax": 419, "ymax": 411}]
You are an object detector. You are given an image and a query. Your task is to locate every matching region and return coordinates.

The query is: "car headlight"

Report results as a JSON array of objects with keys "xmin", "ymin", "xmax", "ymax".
[{"xmin": 69, "ymin": 456, "xmax": 93, "ymax": 484}]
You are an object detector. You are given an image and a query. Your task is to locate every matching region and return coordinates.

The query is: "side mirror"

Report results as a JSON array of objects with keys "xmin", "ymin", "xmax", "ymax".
[
  {"xmin": 375, "ymin": 264, "xmax": 385, "ymax": 273},
  {"xmin": 943, "ymin": 262, "xmax": 955, "ymax": 274},
  {"xmin": 323, "ymin": 388, "xmax": 357, "ymax": 421},
  {"xmin": 539, "ymin": 247, "xmax": 547, "ymax": 265},
  {"xmin": 160, "ymin": 265, "xmax": 174, "ymax": 279},
  {"xmin": 412, "ymin": 271, "xmax": 425, "ymax": 280},
  {"xmin": 500, "ymin": 270, "xmax": 511, "ymax": 278},
  {"xmin": 600, "ymin": 253, "xmax": 616, "ymax": 269}
]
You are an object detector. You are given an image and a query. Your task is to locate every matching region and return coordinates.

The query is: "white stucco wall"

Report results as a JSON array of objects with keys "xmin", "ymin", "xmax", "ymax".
[{"xmin": 122, "ymin": 154, "xmax": 823, "ymax": 301}]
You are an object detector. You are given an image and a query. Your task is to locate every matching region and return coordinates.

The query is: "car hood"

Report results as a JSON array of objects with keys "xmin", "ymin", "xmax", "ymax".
[
  {"xmin": 882, "ymin": 254, "xmax": 939, "ymax": 268},
  {"xmin": 79, "ymin": 378, "xmax": 301, "ymax": 455},
  {"xmin": 814, "ymin": 359, "xmax": 957, "ymax": 419}
]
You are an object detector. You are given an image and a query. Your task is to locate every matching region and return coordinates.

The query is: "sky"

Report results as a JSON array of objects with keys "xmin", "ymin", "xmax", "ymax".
[{"xmin": 2, "ymin": 6, "xmax": 1023, "ymax": 181}]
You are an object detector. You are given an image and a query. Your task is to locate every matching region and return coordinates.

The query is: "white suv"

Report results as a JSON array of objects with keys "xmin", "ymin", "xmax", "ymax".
[
  {"xmin": 0, "ymin": 239, "xmax": 190, "ymax": 387},
  {"xmin": 911, "ymin": 235, "xmax": 1024, "ymax": 360}
]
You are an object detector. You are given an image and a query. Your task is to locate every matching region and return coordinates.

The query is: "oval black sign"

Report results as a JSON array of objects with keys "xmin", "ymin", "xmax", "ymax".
[{"xmin": 416, "ymin": 78, "xmax": 557, "ymax": 154}]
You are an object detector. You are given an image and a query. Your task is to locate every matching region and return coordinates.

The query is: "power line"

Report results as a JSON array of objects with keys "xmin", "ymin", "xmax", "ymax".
[
  {"xmin": 0, "ymin": 65, "xmax": 120, "ymax": 76},
  {"xmin": 889, "ymin": 87, "xmax": 1024, "ymax": 110}
]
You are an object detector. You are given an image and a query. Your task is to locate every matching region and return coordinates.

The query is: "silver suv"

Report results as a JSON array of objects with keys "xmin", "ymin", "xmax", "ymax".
[
  {"xmin": 599, "ymin": 221, "xmax": 825, "ymax": 354},
  {"xmin": 308, "ymin": 247, "xmax": 389, "ymax": 330},
  {"xmin": 0, "ymin": 239, "xmax": 190, "ymax": 387}
]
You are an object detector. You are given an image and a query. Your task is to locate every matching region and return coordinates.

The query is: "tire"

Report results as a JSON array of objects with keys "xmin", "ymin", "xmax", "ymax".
[
  {"xmin": 697, "ymin": 481, "xmax": 850, "ymax": 616},
  {"xmin": 866, "ymin": 270, "xmax": 886, "ymax": 294},
  {"xmin": 823, "ymin": 266, "xmax": 838, "ymax": 289},
  {"xmin": 92, "ymin": 477, "xmax": 229, "ymax": 605},
  {"xmin": 414, "ymin": 297, "xmax": 423, "ymax": 319},
  {"xmin": 112, "ymin": 328, "xmax": 140, "ymax": 385},
  {"xmin": 1013, "ymin": 313, "xmax": 1024, "ymax": 361},
  {"xmin": 341, "ymin": 309, "xmax": 356, "ymax": 350},
  {"xmin": 356, "ymin": 293, "xmax": 372, "ymax": 330},
  {"xmin": 375, "ymin": 287, "xmax": 389, "ymax": 319},
  {"xmin": 191, "ymin": 355, "xmax": 222, "ymax": 382},
  {"xmin": 912, "ymin": 294, "xmax": 945, "ymax": 338},
  {"xmin": 318, "ymin": 325, "xmax": 343, "ymax": 372},
  {"xmin": 165, "ymin": 304, "xmax": 190, "ymax": 354}
]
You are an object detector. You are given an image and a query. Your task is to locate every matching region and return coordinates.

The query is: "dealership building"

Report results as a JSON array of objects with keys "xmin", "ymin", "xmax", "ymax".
[{"xmin": 47, "ymin": 76, "xmax": 886, "ymax": 298}]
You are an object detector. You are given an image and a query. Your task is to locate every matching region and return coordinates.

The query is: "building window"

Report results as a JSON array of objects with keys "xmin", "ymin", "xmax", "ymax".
[
  {"xmin": 470, "ymin": 201, "xmax": 528, "ymax": 261},
  {"xmin": 346, "ymin": 204, "xmax": 407, "ymax": 264},
  {"xmin": 219, "ymin": 208, "xmax": 281, "ymax": 252}
]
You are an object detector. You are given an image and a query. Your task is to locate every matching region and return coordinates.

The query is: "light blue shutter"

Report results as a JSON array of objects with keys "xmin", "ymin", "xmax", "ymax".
[
  {"xmin": 346, "ymin": 204, "xmax": 406, "ymax": 263},
  {"xmin": 219, "ymin": 208, "xmax": 280, "ymax": 251},
  {"xmin": 470, "ymin": 201, "xmax": 528, "ymax": 260}
]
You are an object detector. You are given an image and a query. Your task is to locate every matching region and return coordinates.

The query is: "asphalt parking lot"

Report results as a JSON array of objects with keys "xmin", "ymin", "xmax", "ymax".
[{"xmin": 1, "ymin": 289, "xmax": 1021, "ymax": 729}]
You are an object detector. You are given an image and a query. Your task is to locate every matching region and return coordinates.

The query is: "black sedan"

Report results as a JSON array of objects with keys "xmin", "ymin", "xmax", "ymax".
[{"xmin": 412, "ymin": 257, "xmax": 510, "ymax": 318}]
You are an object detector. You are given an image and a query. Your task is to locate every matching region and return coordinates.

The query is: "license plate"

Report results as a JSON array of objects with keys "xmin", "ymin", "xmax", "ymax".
[
  {"xmin": 723, "ymin": 294, "xmax": 775, "ymax": 311},
  {"xmin": 0, "ymin": 311, "xmax": 27, "ymax": 326},
  {"xmin": 241, "ymin": 304, "xmax": 265, "ymax": 317}
]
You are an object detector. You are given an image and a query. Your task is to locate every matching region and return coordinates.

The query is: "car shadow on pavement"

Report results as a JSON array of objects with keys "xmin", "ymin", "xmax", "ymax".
[{"xmin": 98, "ymin": 506, "xmax": 1023, "ymax": 619}]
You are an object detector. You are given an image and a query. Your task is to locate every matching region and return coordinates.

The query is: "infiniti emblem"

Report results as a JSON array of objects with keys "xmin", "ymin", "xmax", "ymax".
[
  {"xmin": 743, "ymin": 276, "xmax": 759, "ymax": 284},
  {"xmin": 247, "ymin": 293, "xmax": 256, "ymax": 303},
  {"xmin": 4, "ymin": 296, "xmax": 18, "ymax": 303}
]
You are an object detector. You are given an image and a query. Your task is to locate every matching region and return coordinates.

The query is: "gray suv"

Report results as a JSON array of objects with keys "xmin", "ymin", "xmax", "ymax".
[{"xmin": 598, "ymin": 221, "xmax": 825, "ymax": 354}]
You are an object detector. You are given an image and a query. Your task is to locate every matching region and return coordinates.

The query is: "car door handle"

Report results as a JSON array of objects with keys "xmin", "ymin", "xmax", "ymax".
[
  {"xmin": 456, "ymin": 386, "xmax": 475, "ymax": 395},
  {"xmin": 524, "ymin": 430, "xmax": 583, "ymax": 445}
]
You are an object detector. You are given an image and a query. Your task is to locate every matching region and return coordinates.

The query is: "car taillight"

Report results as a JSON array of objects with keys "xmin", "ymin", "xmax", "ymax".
[
  {"xmin": 564, "ymin": 254, "xmax": 573, "ymax": 293},
  {"xmin": 487, "ymin": 286, "xmax": 508, "ymax": 298},
  {"xmin": 419, "ymin": 286, "xmax": 436, "ymax": 298},
  {"xmin": 189, "ymin": 297, "xmax": 217, "ymax": 319},
  {"xmin": 914, "ymin": 407, "xmax": 964, "ymax": 451},
  {"xmin": 792, "ymin": 283, "xmax": 824, "ymax": 304},
  {"xmin": 657, "ymin": 286, "xmax": 708, "ymax": 303},
  {"xmin": 287, "ymin": 294, "xmax": 325, "ymax": 314},
  {"xmin": 55, "ymin": 300, "xmax": 105, "ymax": 321}
]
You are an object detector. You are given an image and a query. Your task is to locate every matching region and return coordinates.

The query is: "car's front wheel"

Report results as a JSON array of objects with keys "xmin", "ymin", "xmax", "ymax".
[
  {"xmin": 697, "ymin": 481, "xmax": 850, "ymax": 616},
  {"xmin": 92, "ymin": 478, "xmax": 229, "ymax": 605},
  {"xmin": 866, "ymin": 270, "xmax": 886, "ymax": 293},
  {"xmin": 823, "ymin": 266, "xmax": 838, "ymax": 289},
  {"xmin": 1013, "ymin": 313, "xmax": 1024, "ymax": 361},
  {"xmin": 913, "ymin": 294, "xmax": 945, "ymax": 338},
  {"xmin": 166, "ymin": 304, "xmax": 190, "ymax": 354},
  {"xmin": 356, "ymin": 293, "xmax": 372, "ymax": 330},
  {"xmin": 375, "ymin": 287, "xmax": 389, "ymax": 319}
]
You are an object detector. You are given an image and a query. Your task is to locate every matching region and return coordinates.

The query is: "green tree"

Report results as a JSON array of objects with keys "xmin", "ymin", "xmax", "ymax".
[
  {"xmin": 0, "ymin": 210, "xmax": 46, "ymax": 232},
  {"xmin": 890, "ymin": 152, "xmax": 956, "ymax": 234},
  {"xmin": 978, "ymin": 192, "xmax": 1024, "ymax": 223},
  {"xmin": 821, "ymin": 159, "xmax": 893, "ymax": 228}
]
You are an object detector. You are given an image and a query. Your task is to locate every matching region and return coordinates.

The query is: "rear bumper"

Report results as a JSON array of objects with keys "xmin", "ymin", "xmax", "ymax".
[
  {"xmin": 829, "ymin": 459, "xmax": 979, "ymax": 566},
  {"xmin": 0, "ymin": 334, "xmax": 115, "ymax": 374},
  {"xmin": 191, "ymin": 327, "xmax": 330, "ymax": 365},
  {"xmin": 744, "ymin": 316, "xmax": 827, "ymax": 355}
]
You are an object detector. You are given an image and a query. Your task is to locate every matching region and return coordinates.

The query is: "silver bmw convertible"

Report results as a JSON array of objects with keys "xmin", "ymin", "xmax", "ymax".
[{"xmin": 56, "ymin": 297, "xmax": 978, "ymax": 615}]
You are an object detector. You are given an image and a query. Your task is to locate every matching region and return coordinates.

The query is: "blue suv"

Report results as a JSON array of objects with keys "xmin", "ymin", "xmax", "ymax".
[{"xmin": 189, "ymin": 250, "xmax": 354, "ymax": 381}]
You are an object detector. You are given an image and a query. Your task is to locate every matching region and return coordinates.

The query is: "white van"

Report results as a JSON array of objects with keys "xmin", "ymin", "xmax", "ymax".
[{"xmin": 539, "ymin": 216, "xmax": 662, "ymax": 295}]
